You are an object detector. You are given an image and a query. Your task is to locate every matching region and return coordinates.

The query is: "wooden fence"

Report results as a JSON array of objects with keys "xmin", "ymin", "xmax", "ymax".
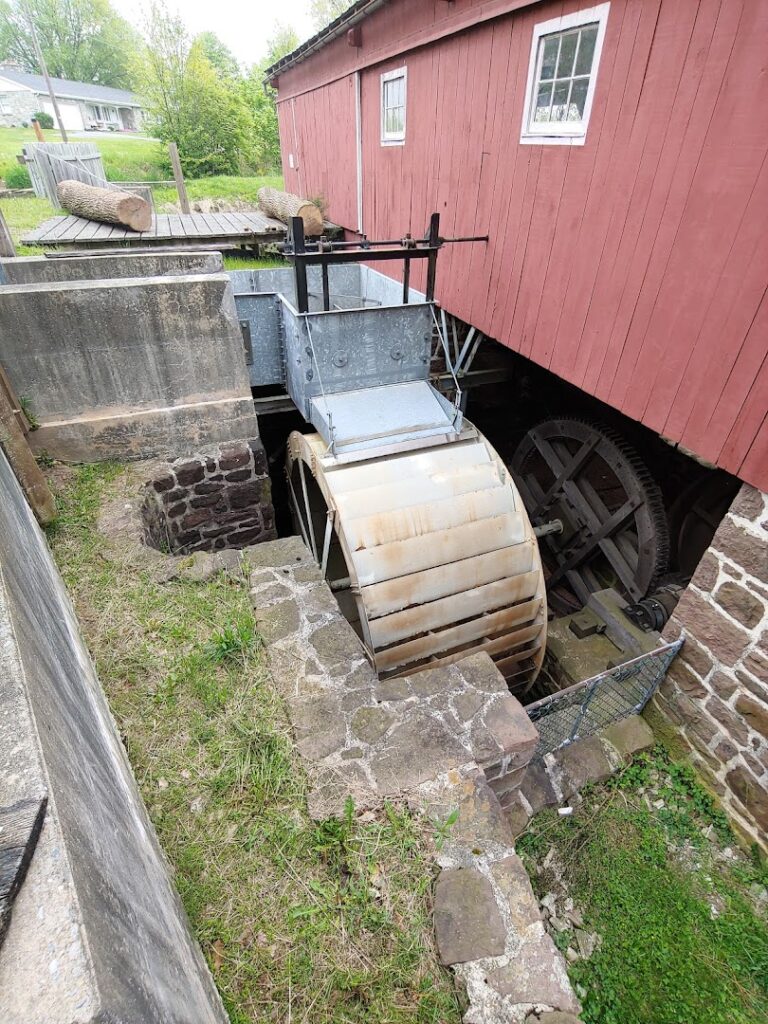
[{"xmin": 23, "ymin": 143, "xmax": 108, "ymax": 205}]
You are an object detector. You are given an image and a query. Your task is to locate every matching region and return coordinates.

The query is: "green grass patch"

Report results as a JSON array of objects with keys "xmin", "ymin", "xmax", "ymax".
[
  {"xmin": 153, "ymin": 174, "xmax": 283, "ymax": 207},
  {"xmin": 47, "ymin": 463, "xmax": 461, "ymax": 1024},
  {"xmin": 518, "ymin": 746, "xmax": 768, "ymax": 1024},
  {"xmin": 0, "ymin": 126, "xmax": 165, "ymax": 184}
]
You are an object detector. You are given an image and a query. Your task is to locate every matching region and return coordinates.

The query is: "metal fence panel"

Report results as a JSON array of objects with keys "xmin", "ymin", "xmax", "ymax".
[{"xmin": 526, "ymin": 639, "xmax": 683, "ymax": 758}]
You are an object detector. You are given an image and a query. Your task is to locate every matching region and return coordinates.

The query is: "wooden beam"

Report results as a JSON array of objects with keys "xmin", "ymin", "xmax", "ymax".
[
  {"xmin": 0, "ymin": 796, "xmax": 48, "ymax": 948},
  {"xmin": 168, "ymin": 143, "xmax": 190, "ymax": 214},
  {"xmin": 0, "ymin": 378, "xmax": 56, "ymax": 526},
  {"xmin": 0, "ymin": 208, "xmax": 15, "ymax": 257}
]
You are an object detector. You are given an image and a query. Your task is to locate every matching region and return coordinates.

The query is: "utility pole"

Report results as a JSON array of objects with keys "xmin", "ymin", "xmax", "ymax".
[{"xmin": 24, "ymin": 1, "xmax": 68, "ymax": 142}]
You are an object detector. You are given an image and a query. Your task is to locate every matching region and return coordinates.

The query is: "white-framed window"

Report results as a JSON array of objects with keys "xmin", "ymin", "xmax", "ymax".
[
  {"xmin": 520, "ymin": 3, "xmax": 610, "ymax": 146},
  {"xmin": 380, "ymin": 66, "xmax": 407, "ymax": 145}
]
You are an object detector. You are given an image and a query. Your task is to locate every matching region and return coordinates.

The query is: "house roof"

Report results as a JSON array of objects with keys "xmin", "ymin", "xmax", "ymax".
[
  {"xmin": 265, "ymin": 0, "xmax": 388, "ymax": 79},
  {"xmin": 0, "ymin": 65, "xmax": 142, "ymax": 107}
]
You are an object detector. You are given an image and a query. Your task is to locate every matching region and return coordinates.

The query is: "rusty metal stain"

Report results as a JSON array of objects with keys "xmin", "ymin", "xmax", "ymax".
[{"xmin": 286, "ymin": 426, "xmax": 548, "ymax": 684}]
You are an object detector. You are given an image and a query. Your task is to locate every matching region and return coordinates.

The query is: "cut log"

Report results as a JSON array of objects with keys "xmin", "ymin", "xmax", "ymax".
[
  {"xmin": 56, "ymin": 179, "xmax": 152, "ymax": 232},
  {"xmin": 257, "ymin": 187, "xmax": 323, "ymax": 235}
]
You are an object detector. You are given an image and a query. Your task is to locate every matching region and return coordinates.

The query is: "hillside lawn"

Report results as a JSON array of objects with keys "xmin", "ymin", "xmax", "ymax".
[
  {"xmin": 0, "ymin": 126, "xmax": 166, "ymax": 184},
  {"xmin": 0, "ymin": 126, "xmax": 283, "ymax": 255}
]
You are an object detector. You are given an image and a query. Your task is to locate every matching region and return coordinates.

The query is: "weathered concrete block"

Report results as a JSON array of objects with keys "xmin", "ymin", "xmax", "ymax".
[
  {"xmin": 1, "ymin": 273, "xmax": 257, "ymax": 461},
  {"xmin": 0, "ymin": 449, "xmax": 226, "ymax": 1023},
  {"xmin": 0, "ymin": 251, "xmax": 224, "ymax": 284}
]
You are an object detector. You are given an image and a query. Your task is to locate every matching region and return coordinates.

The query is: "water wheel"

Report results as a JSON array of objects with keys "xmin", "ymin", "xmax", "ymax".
[
  {"xmin": 286, "ymin": 425, "xmax": 547, "ymax": 694},
  {"xmin": 511, "ymin": 418, "xmax": 669, "ymax": 613}
]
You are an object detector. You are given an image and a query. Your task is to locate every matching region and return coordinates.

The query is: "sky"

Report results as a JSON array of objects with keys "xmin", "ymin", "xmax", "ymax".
[{"xmin": 112, "ymin": 0, "xmax": 317, "ymax": 68}]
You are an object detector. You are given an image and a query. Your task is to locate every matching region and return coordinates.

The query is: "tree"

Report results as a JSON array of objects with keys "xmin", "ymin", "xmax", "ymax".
[
  {"xmin": 262, "ymin": 22, "xmax": 298, "ymax": 69},
  {"xmin": 242, "ymin": 24, "xmax": 300, "ymax": 171},
  {"xmin": 196, "ymin": 30, "xmax": 239, "ymax": 80},
  {"xmin": 310, "ymin": 0, "xmax": 352, "ymax": 31},
  {"xmin": 135, "ymin": 4, "xmax": 250, "ymax": 177},
  {"xmin": 0, "ymin": 0, "xmax": 141, "ymax": 89}
]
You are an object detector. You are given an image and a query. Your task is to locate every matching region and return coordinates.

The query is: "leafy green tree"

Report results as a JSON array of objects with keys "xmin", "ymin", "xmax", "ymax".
[
  {"xmin": 262, "ymin": 23, "xmax": 298, "ymax": 69},
  {"xmin": 135, "ymin": 4, "xmax": 250, "ymax": 176},
  {"xmin": 0, "ymin": 0, "xmax": 140, "ymax": 88},
  {"xmin": 241, "ymin": 23, "xmax": 300, "ymax": 171},
  {"xmin": 309, "ymin": 0, "xmax": 353, "ymax": 30},
  {"xmin": 196, "ymin": 30, "xmax": 239, "ymax": 80}
]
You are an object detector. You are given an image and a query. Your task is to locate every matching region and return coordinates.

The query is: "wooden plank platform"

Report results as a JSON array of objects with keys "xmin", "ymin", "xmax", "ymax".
[{"xmin": 21, "ymin": 210, "xmax": 288, "ymax": 250}]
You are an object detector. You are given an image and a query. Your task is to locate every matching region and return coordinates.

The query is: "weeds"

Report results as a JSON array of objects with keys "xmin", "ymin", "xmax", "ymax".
[
  {"xmin": 47, "ymin": 462, "xmax": 461, "ymax": 1023},
  {"xmin": 518, "ymin": 745, "xmax": 768, "ymax": 1024}
]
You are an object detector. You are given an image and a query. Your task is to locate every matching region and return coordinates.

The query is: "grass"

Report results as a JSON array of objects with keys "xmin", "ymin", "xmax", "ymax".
[
  {"xmin": 47, "ymin": 463, "xmax": 461, "ymax": 1024},
  {"xmin": 0, "ymin": 125, "xmax": 165, "ymax": 184},
  {"xmin": 517, "ymin": 745, "xmax": 768, "ymax": 1024},
  {"xmin": 154, "ymin": 174, "xmax": 283, "ymax": 207}
]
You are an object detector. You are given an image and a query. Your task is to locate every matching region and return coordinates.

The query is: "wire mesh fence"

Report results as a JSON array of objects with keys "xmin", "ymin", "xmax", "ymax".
[{"xmin": 525, "ymin": 639, "xmax": 683, "ymax": 758}]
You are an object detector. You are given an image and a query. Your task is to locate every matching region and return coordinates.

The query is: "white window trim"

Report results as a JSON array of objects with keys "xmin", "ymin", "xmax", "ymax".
[
  {"xmin": 380, "ymin": 66, "xmax": 407, "ymax": 146},
  {"xmin": 520, "ymin": 3, "xmax": 610, "ymax": 147}
]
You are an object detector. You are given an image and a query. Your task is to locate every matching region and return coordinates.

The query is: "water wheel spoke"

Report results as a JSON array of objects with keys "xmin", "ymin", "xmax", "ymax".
[
  {"xmin": 512, "ymin": 418, "xmax": 669, "ymax": 610},
  {"xmin": 527, "ymin": 431, "xmax": 600, "ymax": 518},
  {"xmin": 548, "ymin": 496, "xmax": 642, "ymax": 590}
]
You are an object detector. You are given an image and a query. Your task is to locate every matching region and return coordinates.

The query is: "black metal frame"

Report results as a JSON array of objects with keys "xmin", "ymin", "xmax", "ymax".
[{"xmin": 281, "ymin": 212, "xmax": 488, "ymax": 314}]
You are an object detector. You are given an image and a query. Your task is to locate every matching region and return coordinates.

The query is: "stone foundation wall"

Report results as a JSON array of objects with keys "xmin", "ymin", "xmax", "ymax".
[
  {"xmin": 142, "ymin": 440, "xmax": 276, "ymax": 555},
  {"xmin": 651, "ymin": 483, "xmax": 768, "ymax": 847}
]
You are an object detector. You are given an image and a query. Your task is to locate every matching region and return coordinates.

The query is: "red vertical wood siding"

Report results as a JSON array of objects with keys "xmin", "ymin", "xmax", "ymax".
[{"xmin": 275, "ymin": 0, "xmax": 768, "ymax": 491}]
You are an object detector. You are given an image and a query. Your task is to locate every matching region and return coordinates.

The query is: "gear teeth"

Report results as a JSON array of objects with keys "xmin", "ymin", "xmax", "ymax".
[{"xmin": 511, "ymin": 417, "xmax": 670, "ymax": 603}]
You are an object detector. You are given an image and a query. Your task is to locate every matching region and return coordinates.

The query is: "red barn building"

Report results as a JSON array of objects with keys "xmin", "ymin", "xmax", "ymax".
[
  {"xmin": 268, "ymin": 0, "xmax": 767, "ymax": 490},
  {"xmin": 268, "ymin": 0, "xmax": 768, "ymax": 847}
]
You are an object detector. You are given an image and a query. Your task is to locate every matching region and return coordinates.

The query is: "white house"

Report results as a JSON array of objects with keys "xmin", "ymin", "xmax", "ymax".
[{"xmin": 0, "ymin": 64, "xmax": 143, "ymax": 132}]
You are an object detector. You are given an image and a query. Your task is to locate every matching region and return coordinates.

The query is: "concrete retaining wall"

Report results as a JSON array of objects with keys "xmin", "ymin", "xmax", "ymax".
[
  {"xmin": 0, "ymin": 251, "xmax": 224, "ymax": 284},
  {"xmin": 0, "ymin": 272, "xmax": 258, "ymax": 461},
  {"xmin": 0, "ymin": 447, "xmax": 227, "ymax": 1023},
  {"xmin": 650, "ymin": 483, "xmax": 768, "ymax": 848}
]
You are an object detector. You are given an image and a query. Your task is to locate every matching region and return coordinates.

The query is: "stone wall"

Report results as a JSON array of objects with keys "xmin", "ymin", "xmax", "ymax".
[
  {"xmin": 142, "ymin": 439, "xmax": 276, "ymax": 555},
  {"xmin": 0, "ymin": 447, "xmax": 227, "ymax": 1023},
  {"xmin": 248, "ymin": 536, "xmax": 584, "ymax": 1022},
  {"xmin": 650, "ymin": 483, "xmax": 768, "ymax": 847},
  {"xmin": 0, "ymin": 89, "xmax": 37, "ymax": 128},
  {"xmin": 0, "ymin": 272, "xmax": 258, "ymax": 462}
]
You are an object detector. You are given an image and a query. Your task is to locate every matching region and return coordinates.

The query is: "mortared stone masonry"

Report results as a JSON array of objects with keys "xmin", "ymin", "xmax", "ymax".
[
  {"xmin": 142, "ymin": 439, "xmax": 276, "ymax": 555},
  {"xmin": 649, "ymin": 483, "xmax": 768, "ymax": 848}
]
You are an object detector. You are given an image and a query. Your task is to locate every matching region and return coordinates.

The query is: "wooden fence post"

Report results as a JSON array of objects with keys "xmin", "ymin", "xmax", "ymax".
[
  {"xmin": 0, "ymin": 377, "xmax": 56, "ymax": 526},
  {"xmin": 0, "ymin": 208, "xmax": 16, "ymax": 257},
  {"xmin": 169, "ymin": 143, "xmax": 190, "ymax": 214}
]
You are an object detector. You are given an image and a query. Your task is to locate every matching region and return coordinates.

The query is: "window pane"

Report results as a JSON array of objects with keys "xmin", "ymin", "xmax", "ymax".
[
  {"xmin": 557, "ymin": 30, "xmax": 578, "ymax": 77},
  {"xmin": 575, "ymin": 25, "xmax": 598, "ymax": 76},
  {"xmin": 551, "ymin": 79, "xmax": 570, "ymax": 121},
  {"xmin": 569, "ymin": 77, "xmax": 589, "ymax": 120},
  {"xmin": 533, "ymin": 81, "xmax": 553, "ymax": 121},
  {"xmin": 540, "ymin": 35, "xmax": 559, "ymax": 80}
]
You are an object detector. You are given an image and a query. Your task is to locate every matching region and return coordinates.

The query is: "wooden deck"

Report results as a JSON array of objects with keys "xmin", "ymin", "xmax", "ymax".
[{"xmin": 21, "ymin": 210, "xmax": 288, "ymax": 250}]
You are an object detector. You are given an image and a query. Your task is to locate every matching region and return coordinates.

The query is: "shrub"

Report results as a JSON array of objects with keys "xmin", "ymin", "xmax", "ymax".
[
  {"xmin": 31, "ymin": 111, "xmax": 54, "ymax": 129},
  {"xmin": 4, "ymin": 164, "xmax": 31, "ymax": 189}
]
